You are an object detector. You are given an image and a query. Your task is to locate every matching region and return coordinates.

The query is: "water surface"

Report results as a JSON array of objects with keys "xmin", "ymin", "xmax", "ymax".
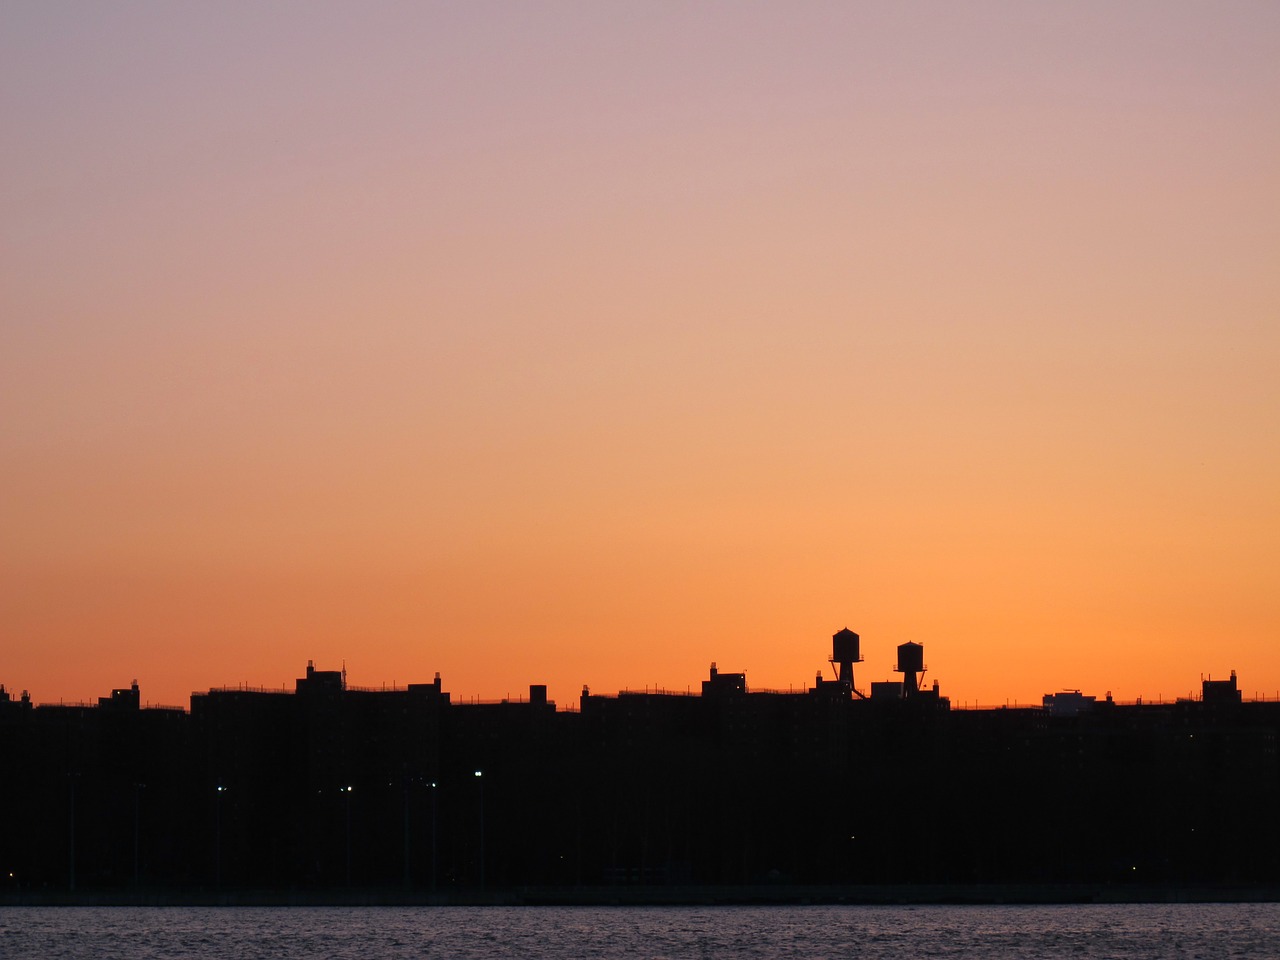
[{"xmin": 2, "ymin": 903, "xmax": 1277, "ymax": 958}]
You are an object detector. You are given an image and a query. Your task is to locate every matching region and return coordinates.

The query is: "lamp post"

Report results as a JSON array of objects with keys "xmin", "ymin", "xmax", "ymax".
[
  {"xmin": 430, "ymin": 781, "xmax": 438, "ymax": 893},
  {"xmin": 474, "ymin": 770, "xmax": 484, "ymax": 889},
  {"xmin": 133, "ymin": 782, "xmax": 145, "ymax": 888},
  {"xmin": 214, "ymin": 783, "xmax": 227, "ymax": 887},
  {"xmin": 342, "ymin": 785, "xmax": 355, "ymax": 886},
  {"xmin": 402, "ymin": 777, "xmax": 412, "ymax": 888},
  {"xmin": 67, "ymin": 774, "xmax": 77, "ymax": 893}
]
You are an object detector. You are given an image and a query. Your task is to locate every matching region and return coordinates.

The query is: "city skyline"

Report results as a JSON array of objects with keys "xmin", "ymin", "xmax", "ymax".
[
  {"xmin": 3, "ymin": 632, "xmax": 1274, "ymax": 897},
  {"xmin": 1, "ymin": 627, "xmax": 1268, "ymax": 713},
  {"xmin": 3, "ymin": 3, "xmax": 1278, "ymax": 712}
]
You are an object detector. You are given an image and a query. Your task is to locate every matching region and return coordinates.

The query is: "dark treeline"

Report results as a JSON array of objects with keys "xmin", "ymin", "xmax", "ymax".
[{"xmin": 1, "ymin": 646, "xmax": 1278, "ymax": 894}]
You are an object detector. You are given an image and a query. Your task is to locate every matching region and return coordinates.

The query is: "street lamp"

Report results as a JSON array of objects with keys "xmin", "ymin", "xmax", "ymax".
[
  {"xmin": 67, "ymin": 773, "xmax": 79, "ymax": 894},
  {"xmin": 430, "ymin": 781, "xmax": 439, "ymax": 893},
  {"xmin": 342, "ymin": 785, "xmax": 355, "ymax": 886},
  {"xmin": 474, "ymin": 770, "xmax": 484, "ymax": 889},
  {"xmin": 402, "ymin": 777, "xmax": 412, "ymax": 888},
  {"xmin": 133, "ymin": 783, "xmax": 145, "ymax": 888},
  {"xmin": 215, "ymin": 788, "xmax": 227, "ymax": 885}
]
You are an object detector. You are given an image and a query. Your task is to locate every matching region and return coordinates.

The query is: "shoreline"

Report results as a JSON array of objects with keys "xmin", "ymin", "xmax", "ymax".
[{"xmin": 4, "ymin": 883, "xmax": 1279, "ymax": 907}]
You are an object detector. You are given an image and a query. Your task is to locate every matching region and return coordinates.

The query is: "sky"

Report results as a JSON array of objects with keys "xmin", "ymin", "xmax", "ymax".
[{"xmin": 3, "ymin": 2, "xmax": 1278, "ymax": 710}]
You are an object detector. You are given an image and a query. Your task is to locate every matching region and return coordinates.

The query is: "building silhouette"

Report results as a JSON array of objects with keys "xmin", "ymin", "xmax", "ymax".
[{"xmin": 1, "ymin": 632, "xmax": 1277, "ymax": 896}]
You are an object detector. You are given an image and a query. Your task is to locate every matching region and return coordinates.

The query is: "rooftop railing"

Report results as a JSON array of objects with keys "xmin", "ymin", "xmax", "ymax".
[{"xmin": 199, "ymin": 685, "xmax": 292, "ymax": 696}]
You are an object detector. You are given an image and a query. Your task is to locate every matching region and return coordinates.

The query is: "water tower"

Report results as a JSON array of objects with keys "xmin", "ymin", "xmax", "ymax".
[
  {"xmin": 895, "ymin": 641, "xmax": 925, "ymax": 697},
  {"xmin": 831, "ymin": 628, "xmax": 865, "ymax": 697}
]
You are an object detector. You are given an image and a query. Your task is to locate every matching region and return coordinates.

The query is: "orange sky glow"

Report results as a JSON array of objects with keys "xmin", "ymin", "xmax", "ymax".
[{"xmin": 2, "ymin": 3, "xmax": 1278, "ymax": 710}]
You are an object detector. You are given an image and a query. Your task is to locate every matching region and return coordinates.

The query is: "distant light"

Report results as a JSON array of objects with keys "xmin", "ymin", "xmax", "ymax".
[{"xmin": 474, "ymin": 770, "xmax": 483, "ymax": 777}]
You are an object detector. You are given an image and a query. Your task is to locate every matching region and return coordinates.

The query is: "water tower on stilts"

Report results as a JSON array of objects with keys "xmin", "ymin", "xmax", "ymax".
[
  {"xmin": 831, "ymin": 628, "xmax": 866, "ymax": 698},
  {"xmin": 896, "ymin": 641, "xmax": 925, "ymax": 698}
]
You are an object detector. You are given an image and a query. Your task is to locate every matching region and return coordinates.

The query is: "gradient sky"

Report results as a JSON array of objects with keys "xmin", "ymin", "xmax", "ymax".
[{"xmin": 3, "ymin": 2, "xmax": 1278, "ymax": 710}]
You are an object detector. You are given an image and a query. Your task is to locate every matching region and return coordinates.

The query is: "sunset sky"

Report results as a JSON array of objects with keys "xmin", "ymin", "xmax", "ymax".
[{"xmin": 3, "ymin": 2, "xmax": 1278, "ymax": 710}]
